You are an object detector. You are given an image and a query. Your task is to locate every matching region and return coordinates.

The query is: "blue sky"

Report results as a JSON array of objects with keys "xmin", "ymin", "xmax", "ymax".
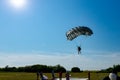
[{"xmin": 0, "ymin": 0, "xmax": 120, "ymax": 70}]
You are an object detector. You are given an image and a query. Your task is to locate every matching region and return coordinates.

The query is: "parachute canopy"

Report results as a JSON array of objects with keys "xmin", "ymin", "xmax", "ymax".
[{"xmin": 66, "ymin": 26, "xmax": 93, "ymax": 41}]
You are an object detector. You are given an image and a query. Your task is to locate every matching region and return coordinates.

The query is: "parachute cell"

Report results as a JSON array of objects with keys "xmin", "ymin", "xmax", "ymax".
[{"xmin": 66, "ymin": 26, "xmax": 93, "ymax": 41}]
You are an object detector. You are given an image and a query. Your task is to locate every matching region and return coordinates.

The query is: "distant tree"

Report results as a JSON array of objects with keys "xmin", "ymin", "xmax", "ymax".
[
  {"xmin": 113, "ymin": 64, "xmax": 120, "ymax": 72},
  {"xmin": 71, "ymin": 67, "xmax": 80, "ymax": 72},
  {"xmin": 100, "ymin": 64, "xmax": 120, "ymax": 73},
  {"xmin": 106, "ymin": 67, "xmax": 113, "ymax": 72},
  {"xmin": 4, "ymin": 65, "xmax": 9, "ymax": 71},
  {"xmin": 17, "ymin": 67, "xmax": 25, "ymax": 72},
  {"xmin": 31, "ymin": 64, "xmax": 43, "ymax": 72},
  {"xmin": 24, "ymin": 66, "xmax": 32, "ymax": 72},
  {"xmin": 9, "ymin": 67, "xmax": 17, "ymax": 72},
  {"xmin": 54, "ymin": 64, "xmax": 66, "ymax": 72}
]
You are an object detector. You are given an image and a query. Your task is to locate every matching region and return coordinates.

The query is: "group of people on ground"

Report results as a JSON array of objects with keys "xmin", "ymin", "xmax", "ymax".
[
  {"xmin": 37, "ymin": 71, "xmax": 70, "ymax": 80},
  {"xmin": 37, "ymin": 70, "xmax": 120, "ymax": 80}
]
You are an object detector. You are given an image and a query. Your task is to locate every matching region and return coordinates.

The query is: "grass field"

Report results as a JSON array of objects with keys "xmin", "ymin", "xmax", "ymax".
[{"xmin": 0, "ymin": 72, "xmax": 120, "ymax": 80}]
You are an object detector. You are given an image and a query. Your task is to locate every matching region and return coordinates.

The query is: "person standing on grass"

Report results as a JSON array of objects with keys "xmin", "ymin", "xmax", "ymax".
[
  {"xmin": 59, "ymin": 71, "xmax": 62, "ymax": 80},
  {"xmin": 52, "ymin": 70, "xmax": 55, "ymax": 80},
  {"xmin": 37, "ymin": 72, "xmax": 39, "ymax": 80},
  {"xmin": 39, "ymin": 72, "xmax": 43, "ymax": 80},
  {"xmin": 39, "ymin": 72, "xmax": 48, "ymax": 80},
  {"xmin": 65, "ymin": 71, "xmax": 70, "ymax": 80},
  {"xmin": 88, "ymin": 72, "xmax": 90, "ymax": 80}
]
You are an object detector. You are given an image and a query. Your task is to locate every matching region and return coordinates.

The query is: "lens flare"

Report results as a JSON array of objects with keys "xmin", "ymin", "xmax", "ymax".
[{"xmin": 9, "ymin": 0, "xmax": 27, "ymax": 9}]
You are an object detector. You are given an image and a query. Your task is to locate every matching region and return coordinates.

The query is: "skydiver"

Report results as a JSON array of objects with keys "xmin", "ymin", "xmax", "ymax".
[{"xmin": 77, "ymin": 46, "xmax": 81, "ymax": 54}]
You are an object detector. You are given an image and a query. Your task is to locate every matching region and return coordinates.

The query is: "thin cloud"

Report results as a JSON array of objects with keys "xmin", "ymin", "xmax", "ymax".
[{"xmin": 0, "ymin": 51, "xmax": 120, "ymax": 70}]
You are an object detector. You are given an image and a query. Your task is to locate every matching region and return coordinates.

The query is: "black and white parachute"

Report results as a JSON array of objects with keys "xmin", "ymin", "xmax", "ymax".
[
  {"xmin": 66, "ymin": 26, "xmax": 93, "ymax": 54},
  {"xmin": 66, "ymin": 26, "xmax": 93, "ymax": 41}
]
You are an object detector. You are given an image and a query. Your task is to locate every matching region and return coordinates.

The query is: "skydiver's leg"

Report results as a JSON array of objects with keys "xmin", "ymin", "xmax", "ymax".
[
  {"xmin": 77, "ymin": 46, "xmax": 81, "ymax": 54},
  {"xmin": 78, "ymin": 51, "xmax": 81, "ymax": 54}
]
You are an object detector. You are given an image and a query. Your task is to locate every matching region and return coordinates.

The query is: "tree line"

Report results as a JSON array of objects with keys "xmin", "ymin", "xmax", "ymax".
[
  {"xmin": 0, "ymin": 64, "xmax": 119, "ymax": 73},
  {"xmin": 100, "ymin": 64, "xmax": 120, "ymax": 73},
  {"xmin": 0, "ymin": 64, "xmax": 80, "ymax": 72}
]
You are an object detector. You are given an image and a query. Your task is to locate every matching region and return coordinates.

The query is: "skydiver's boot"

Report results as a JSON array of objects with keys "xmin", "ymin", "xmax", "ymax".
[
  {"xmin": 78, "ymin": 51, "xmax": 79, "ymax": 54},
  {"xmin": 78, "ymin": 51, "xmax": 81, "ymax": 54}
]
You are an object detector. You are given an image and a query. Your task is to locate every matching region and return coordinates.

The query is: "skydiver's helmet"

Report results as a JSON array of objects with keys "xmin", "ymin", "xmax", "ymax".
[{"xmin": 109, "ymin": 73, "xmax": 117, "ymax": 80}]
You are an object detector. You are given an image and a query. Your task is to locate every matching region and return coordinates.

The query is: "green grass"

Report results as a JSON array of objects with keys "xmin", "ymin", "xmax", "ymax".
[
  {"xmin": 0, "ymin": 72, "xmax": 120, "ymax": 80},
  {"xmin": 0, "ymin": 72, "xmax": 36, "ymax": 80}
]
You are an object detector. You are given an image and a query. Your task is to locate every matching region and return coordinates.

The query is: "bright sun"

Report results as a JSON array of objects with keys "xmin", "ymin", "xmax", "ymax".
[{"xmin": 9, "ymin": 0, "xmax": 27, "ymax": 9}]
